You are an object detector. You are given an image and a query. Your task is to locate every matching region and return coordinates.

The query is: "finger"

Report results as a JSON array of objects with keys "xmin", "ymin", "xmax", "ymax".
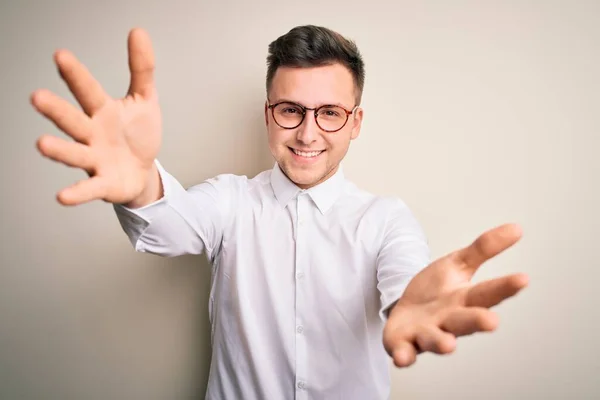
[
  {"xmin": 36, "ymin": 134, "xmax": 95, "ymax": 171},
  {"xmin": 391, "ymin": 341, "xmax": 418, "ymax": 368},
  {"xmin": 466, "ymin": 273, "xmax": 529, "ymax": 308},
  {"xmin": 441, "ymin": 307, "xmax": 498, "ymax": 337},
  {"xmin": 127, "ymin": 28, "xmax": 155, "ymax": 97},
  {"xmin": 54, "ymin": 50, "xmax": 110, "ymax": 116},
  {"xmin": 415, "ymin": 326, "xmax": 456, "ymax": 355},
  {"xmin": 31, "ymin": 89, "xmax": 95, "ymax": 143},
  {"xmin": 454, "ymin": 223, "xmax": 522, "ymax": 273},
  {"xmin": 57, "ymin": 176, "xmax": 107, "ymax": 206}
]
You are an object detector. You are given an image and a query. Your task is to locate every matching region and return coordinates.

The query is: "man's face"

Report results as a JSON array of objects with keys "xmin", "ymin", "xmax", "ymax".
[{"xmin": 265, "ymin": 63, "xmax": 363, "ymax": 189}]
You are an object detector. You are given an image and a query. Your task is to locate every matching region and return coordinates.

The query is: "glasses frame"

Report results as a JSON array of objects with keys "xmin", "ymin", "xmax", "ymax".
[{"xmin": 267, "ymin": 100, "xmax": 358, "ymax": 133}]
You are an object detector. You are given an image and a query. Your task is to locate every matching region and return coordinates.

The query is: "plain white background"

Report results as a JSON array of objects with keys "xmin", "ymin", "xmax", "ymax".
[{"xmin": 1, "ymin": 1, "xmax": 598, "ymax": 398}]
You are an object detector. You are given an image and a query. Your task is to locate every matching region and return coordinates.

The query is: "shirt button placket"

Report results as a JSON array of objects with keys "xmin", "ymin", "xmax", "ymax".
[{"xmin": 295, "ymin": 194, "xmax": 308, "ymax": 399}]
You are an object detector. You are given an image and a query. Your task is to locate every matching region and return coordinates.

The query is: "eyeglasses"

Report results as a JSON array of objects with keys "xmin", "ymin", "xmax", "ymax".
[{"xmin": 267, "ymin": 100, "xmax": 358, "ymax": 133}]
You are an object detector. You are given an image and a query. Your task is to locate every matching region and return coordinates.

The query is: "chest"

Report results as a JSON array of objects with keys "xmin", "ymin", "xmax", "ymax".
[{"xmin": 218, "ymin": 194, "xmax": 385, "ymax": 296}]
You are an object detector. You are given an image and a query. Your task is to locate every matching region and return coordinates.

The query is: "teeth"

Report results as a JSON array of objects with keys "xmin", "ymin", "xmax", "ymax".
[{"xmin": 293, "ymin": 149, "xmax": 323, "ymax": 158}]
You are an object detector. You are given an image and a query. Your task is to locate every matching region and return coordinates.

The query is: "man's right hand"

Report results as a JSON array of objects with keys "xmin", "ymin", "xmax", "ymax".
[{"xmin": 32, "ymin": 28, "xmax": 163, "ymax": 208}]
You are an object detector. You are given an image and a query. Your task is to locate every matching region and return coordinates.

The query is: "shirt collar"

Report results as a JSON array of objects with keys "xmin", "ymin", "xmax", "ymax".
[{"xmin": 270, "ymin": 163, "xmax": 346, "ymax": 215}]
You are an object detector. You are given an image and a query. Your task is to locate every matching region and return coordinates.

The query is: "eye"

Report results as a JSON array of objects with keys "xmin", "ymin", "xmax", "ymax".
[
  {"xmin": 275, "ymin": 102, "xmax": 304, "ymax": 116},
  {"xmin": 318, "ymin": 106, "xmax": 343, "ymax": 118}
]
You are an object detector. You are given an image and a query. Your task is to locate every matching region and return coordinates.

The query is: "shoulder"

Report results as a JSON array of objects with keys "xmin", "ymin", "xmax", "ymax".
[
  {"xmin": 342, "ymin": 180, "xmax": 414, "ymax": 217},
  {"xmin": 342, "ymin": 180, "xmax": 425, "ymax": 236},
  {"xmin": 192, "ymin": 168, "xmax": 272, "ymax": 196}
]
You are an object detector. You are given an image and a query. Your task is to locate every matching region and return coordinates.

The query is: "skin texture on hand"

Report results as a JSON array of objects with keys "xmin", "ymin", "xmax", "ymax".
[
  {"xmin": 32, "ymin": 28, "xmax": 163, "ymax": 207},
  {"xmin": 383, "ymin": 223, "xmax": 529, "ymax": 368}
]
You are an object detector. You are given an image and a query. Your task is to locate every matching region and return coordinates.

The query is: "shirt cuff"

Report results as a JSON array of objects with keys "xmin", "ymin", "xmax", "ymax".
[{"xmin": 379, "ymin": 280, "xmax": 412, "ymax": 322}]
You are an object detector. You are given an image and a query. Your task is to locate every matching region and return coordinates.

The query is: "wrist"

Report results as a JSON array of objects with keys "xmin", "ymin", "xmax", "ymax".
[{"xmin": 123, "ymin": 163, "xmax": 162, "ymax": 208}]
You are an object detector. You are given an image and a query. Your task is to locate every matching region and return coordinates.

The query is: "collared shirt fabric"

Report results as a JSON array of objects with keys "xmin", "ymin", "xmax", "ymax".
[{"xmin": 114, "ymin": 161, "xmax": 430, "ymax": 400}]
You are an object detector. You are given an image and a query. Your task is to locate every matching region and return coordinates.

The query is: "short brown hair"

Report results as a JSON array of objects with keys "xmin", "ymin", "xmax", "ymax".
[{"xmin": 266, "ymin": 25, "xmax": 365, "ymax": 105}]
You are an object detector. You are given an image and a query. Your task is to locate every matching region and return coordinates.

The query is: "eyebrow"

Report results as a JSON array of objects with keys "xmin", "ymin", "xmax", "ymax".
[{"xmin": 271, "ymin": 98, "xmax": 352, "ymax": 109}]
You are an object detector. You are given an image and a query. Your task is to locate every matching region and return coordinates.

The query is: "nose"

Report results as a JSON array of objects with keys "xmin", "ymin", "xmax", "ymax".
[{"xmin": 296, "ymin": 112, "xmax": 319, "ymax": 145}]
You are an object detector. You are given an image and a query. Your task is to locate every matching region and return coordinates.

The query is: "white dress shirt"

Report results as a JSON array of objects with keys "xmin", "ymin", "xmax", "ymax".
[{"xmin": 114, "ymin": 161, "xmax": 430, "ymax": 400}]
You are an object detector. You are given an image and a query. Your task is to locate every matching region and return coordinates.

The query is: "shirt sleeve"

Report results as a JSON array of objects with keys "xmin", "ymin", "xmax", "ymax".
[
  {"xmin": 376, "ymin": 199, "xmax": 430, "ymax": 321},
  {"xmin": 113, "ymin": 159, "xmax": 241, "ymax": 261}
]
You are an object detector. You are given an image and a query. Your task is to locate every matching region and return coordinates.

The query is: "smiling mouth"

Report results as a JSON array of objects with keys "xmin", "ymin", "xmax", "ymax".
[{"xmin": 289, "ymin": 147, "xmax": 325, "ymax": 158}]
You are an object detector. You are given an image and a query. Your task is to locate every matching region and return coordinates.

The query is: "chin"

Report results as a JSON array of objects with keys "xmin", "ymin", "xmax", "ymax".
[
  {"xmin": 288, "ymin": 169, "xmax": 319, "ymax": 185},
  {"xmin": 281, "ymin": 163, "xmax": 323, "ymax": 188}
]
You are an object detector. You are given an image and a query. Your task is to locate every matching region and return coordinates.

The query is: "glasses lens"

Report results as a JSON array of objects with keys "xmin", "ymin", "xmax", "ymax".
[
  {"xmin": 316, "ymin": 106, "xmax": 348, "ymax": 132},
  {"xmin": 273, "ymin": 102, "xmax": 304, "ymax": 128}
]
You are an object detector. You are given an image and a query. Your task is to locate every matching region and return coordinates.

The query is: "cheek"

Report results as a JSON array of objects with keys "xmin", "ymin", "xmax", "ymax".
[
  {"xmin": 325, "ymin": 134, "xmax": 350, "ymax": 156},
  {"xmin": 269, "ymin": 126, "xmax": 292, "ymax": 143},
  {"xmin": 267, "ymin": 127, "xmax": 290, "ymax": 152}
]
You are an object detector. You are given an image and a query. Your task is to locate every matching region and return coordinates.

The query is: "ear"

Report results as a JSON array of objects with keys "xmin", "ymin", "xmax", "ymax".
[
  {"xmin": 264, "ymin": 101, "xmax": 270, "ymax": 127},
  {"xmin": 350, "ymin": 107, "xmax": 363, "ymax": 140}
]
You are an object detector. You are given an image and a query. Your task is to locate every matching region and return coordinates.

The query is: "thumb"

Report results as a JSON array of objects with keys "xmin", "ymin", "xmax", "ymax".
[
  {"xmin": 454, "ymin": 223, "xmax": 522, "ymax": 275},
  {"xmin": 127, "ymin": 28, "xmax": 155, "ymax": 97}
]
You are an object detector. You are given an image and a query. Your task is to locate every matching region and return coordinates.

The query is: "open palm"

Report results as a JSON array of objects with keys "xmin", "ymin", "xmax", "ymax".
[
  {"xmin": 383, "ymin": 223, "xmax": 529, "ymax": 367},
  {"xmin": 32, "ymin": 28, "xmax": 161, "ymax": 206}
]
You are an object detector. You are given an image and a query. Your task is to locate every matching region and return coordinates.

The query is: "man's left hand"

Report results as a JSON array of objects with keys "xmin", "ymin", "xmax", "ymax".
[{"xmin": 383, "ymin": 223, "xmax": 529, "ymax": 367}]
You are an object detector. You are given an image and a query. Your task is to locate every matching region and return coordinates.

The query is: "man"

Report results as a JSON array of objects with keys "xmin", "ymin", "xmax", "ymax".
[{"xmin": 32, "ymin": 25, "xmax": 528, "ymax": 399}]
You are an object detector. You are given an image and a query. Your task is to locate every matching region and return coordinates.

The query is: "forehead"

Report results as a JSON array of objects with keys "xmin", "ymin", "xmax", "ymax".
[{"xmin": 269, "ymin": 63, "xmax": 356, "ymax": 107}]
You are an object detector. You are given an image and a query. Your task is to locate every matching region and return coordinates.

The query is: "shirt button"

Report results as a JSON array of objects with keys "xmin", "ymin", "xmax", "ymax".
[
  {"xmin": 298, "ymin": 218, "xmax": 304, "ymax": 226},
  {"xmin": 297, "ymin": 381, "xmax": 307, "ymax": 390},
  {"xmin": 296, "ymin": 325, "xmax": 304, "ymax": 334},
  {"xmin": 296, "ymin": 271, "xmax": 305, "ymax": 279}
]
